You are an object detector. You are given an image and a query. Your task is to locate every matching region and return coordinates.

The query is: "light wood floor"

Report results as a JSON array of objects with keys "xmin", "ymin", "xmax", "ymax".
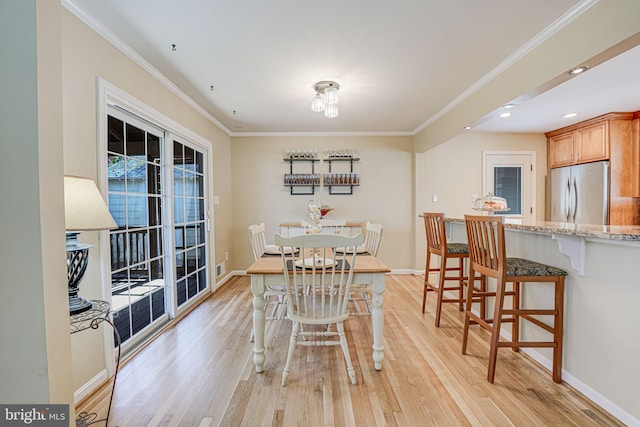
[{"xmin": 78, "ymin": 274, "xmax": 622, "ymax": 426}]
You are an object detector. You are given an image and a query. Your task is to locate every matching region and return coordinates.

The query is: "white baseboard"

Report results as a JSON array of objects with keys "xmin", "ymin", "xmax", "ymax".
[
  {"xmin": 390, "ymin": 268, "xmax": 415, "ymax": 275},
  {"xmin": 213, "ymin": 270, "xmax": 243, "ymax": 291},
  {"xmin": 517, "ymin": 346, "xmax": 639, "ymax": 427},
  {"xmin": 74, "ymin": 369, "xmax": 108, "ymax": 404}
]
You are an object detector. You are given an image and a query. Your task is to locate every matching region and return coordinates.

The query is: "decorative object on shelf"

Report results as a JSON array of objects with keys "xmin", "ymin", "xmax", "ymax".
[
  {"xmin": 64, "ymin": 175, "xmax": 117, "ymax": 315},
  {"xmin": 320, "ymin": 205, "xmax": 333, "ymax": 217},
  {"xmin": 310, "ymin": 80, "xmax": 340, "ymax": 119},
  {"xmin": 307, "ymin": 200, "xmax": 323, "ymax": 233},
  {"xmin": 325, "ymin": 149, "xmax": 360, "ymax": 160},
  {"xmin": 472, "ymin": 192, "xmax": 510, "ymax": 214},
  {"xmin": 283, "ymin": 148, "xmax": 318, "ymax": 160},
  {"xmin": 323, "ymin": 173, "xmax": 360, "ymax": 186},
  {"xmin": 284, "ymin": 174, "xmax": 320, "ymax": 186}
]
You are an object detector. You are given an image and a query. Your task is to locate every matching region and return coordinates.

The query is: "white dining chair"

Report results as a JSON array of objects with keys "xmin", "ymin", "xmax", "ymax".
[
  {"xmin": 363, "ymin": 222, "xmax": 383, "ymax": 256},
  {"xmin": 248, "ymin": 223, "xmax": 268, "ymax": 260},
  {"xmin": 248, "ymin": 223, "xmax": 287, "ymax": 341},
  {"xmin": 350, "ymin": 222, "xmax": 383, "ymax": 316},
  {"xmin": 275, "ymin": 232, "xmax": 363, "ymax": 386},
  {"xmin": 300, "ymin": 219, "xmax": 348, "ymax": 235}
]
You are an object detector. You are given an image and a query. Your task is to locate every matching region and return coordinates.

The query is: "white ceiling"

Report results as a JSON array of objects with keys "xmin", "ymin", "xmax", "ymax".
[{"xmin": 67, "ymin": 0, "xmax": 640, "ymax": 135}]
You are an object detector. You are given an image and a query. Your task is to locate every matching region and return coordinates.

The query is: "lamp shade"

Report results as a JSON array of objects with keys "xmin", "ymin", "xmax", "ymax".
[{"xmin": 64, "ymin": 175, "xmax": 117, "ymax": 231}]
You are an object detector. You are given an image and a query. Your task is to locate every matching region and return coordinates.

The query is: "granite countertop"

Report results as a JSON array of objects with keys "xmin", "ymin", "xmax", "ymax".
[{"xmin": 444, "ymin": 217, "xmax": 640, "ymax": 241}]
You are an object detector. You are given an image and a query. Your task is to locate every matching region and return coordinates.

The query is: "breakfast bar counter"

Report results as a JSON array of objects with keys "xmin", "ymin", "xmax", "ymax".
[
  {"xmin": 445, "ymin": 217, "xmax": 640, "ymax": 241},
  {"xmin": 441, "ymin": 216, "xmax": 640, "ymax": 425}
]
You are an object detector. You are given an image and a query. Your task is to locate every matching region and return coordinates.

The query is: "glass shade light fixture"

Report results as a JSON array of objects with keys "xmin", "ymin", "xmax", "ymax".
[
  {"xmin": 310, "ymin": 80, "xmax": 340, "ymax": 118},
  {"xmin": 64, "ymin": 175, "xmax": 117, "ymax": 314}
]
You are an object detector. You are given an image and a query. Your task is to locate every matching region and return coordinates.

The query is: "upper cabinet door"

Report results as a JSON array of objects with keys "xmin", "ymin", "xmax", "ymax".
[
  {"xmin": 575, "ymin": 121, "xmax": 609, "ymax": 164},
  {"xmin": 548, "ymin": 131, "xmax": 574, "ymax": 168}
]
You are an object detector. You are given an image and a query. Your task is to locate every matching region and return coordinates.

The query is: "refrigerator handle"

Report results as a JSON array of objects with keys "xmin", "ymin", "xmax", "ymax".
[
  {"xmin": 571, "ymin": 176, "xmax": 578, "ymax": 222},
  {"xmin": 564, "ymin": 177, "xmax": 571, "ymax": 222}
]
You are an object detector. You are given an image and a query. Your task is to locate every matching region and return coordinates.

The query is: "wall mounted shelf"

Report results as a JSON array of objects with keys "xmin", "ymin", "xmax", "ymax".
[
  {"xmin": 324, "ymin": 158, "xmax": 360, "ymax": 195},
  {"xmin": 283, "ymin": 158, "xmax": 319, "ymax": 195}
]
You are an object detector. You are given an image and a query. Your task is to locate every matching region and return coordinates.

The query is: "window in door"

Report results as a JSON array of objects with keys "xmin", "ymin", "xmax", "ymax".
[
  {"xmin": 494, "ymin": 166, "xmax": 522, "ymax": 215},
  {"xmin": 172, "ymin": 140, "xmax": 208, "ymax": 307},
  {"xmin": 483, "ymin": 151, "xmax": 535, "ymax": 221}
]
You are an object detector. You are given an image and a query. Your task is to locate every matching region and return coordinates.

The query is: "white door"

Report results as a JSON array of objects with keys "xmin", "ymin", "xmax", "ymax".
[{"xmin": 483, "ymin": 151, "xmax": 535, "ymax": 222}]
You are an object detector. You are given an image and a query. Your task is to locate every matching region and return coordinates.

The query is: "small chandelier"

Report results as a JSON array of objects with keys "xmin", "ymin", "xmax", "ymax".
[{"xmin": 311, "ymin": 80, "xmax": 340, "ymax": 118}]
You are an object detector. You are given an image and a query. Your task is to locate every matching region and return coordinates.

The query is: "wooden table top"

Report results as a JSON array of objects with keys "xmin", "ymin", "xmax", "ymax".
[{"xmin": 246, "ymin": 253, "xmax": 391, "ymax": 275}]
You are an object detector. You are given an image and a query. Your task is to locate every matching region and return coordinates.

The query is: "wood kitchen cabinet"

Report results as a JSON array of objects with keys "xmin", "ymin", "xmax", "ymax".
[
  {"xmin": 546, "ymin": 112, "xmax": 640, "ymax": 225},
  {"xmin": 575, "ymin": 121, "xmax": 609, "ymax": 163},
  {"xmin": 547, "ymin": 131, "xmax": 574, "ymax": 167},
  {"xmin": 546, "ymin": 119, "xmax": 610, "ymax": 169}
]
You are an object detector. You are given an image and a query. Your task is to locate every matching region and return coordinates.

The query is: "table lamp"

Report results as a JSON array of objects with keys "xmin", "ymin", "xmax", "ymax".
[{"xmin": 64, "ymin": 175, "xmax": 117, "ymax": 315}]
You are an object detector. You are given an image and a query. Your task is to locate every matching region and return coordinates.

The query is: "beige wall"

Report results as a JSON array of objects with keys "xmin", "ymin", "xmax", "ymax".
[
  {"xmin": 62, "ymin": 10, "xmax": 233, "ymax": 392},
  {"xmin": 230, "ymin": 135, "xmax": 414, "ymax": 271},
  {"xmin": 414, "ymin": 131, "xmax": 547, "ymax": 269}
]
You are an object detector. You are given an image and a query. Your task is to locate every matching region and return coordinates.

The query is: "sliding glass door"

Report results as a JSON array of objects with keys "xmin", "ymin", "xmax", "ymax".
[{"xmin": 105, "ymin": 107, "xmax": 210, "ymax": 349}]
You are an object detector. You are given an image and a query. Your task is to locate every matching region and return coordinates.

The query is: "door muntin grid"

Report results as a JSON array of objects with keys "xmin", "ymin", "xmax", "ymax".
[
  {"xmin": 173, "ymin": 140, "xmax": 208, "ymax": 307},
  {"xmin": 107, "ymin": 114, "xmax": 166, "ymax": 345}
]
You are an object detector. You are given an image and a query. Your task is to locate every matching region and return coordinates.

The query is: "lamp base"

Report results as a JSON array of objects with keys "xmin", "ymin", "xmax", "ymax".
[
  {"xmin": 69, "ymin": 295, "xmax": 93, "ymax": 315},
  {"xmin": 67, "ymin": 232, "xmax": 93, "ymax": 315}
]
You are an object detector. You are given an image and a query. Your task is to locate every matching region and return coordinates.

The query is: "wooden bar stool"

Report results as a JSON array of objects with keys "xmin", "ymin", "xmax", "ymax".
[
  {"xmin": 462, "ymin": 215, "xmax": 567, "ymax": 383},
  {"xmin": 422, "ymin": 212, "xmax": 470, "ymax": 327}
]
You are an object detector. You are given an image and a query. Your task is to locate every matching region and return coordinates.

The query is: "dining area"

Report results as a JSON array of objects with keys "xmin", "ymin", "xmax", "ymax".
[
  {"xmin": 77, "ymin": 199, "xmax": 627, "ymax": 426},
  {"xmin": 245, "ymin": 200, "xmax": 390, "ymax": 383}
]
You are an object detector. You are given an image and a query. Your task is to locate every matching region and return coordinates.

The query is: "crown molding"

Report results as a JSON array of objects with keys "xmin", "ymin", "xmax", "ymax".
[{"xmin": 413, "ymin": 0, "xmax": 599, "ymax": 135}]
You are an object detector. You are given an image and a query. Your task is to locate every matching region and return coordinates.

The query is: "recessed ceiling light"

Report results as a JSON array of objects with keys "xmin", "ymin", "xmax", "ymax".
[
  {"xmin": 568, "ymin": 66, "xmax": 588, "ymax": 75},
  {"xmin": 562, "ymin": 112, "xmax": 578, "ymax": 118},
  {"xmin": 463, "ymin": 126, "xmax": 472, "ymax": 130},
  {"xmin": 498, "ymin": 112, "xmax": 512, "ymax": 118},
  {"xmin": 502, "ymin": 103, "xmax": 516, "ymax": 109}
]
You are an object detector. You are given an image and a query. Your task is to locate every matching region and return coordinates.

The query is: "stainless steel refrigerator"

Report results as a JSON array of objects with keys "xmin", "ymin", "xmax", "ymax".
[{"xmin": 549, "ymin": 161, "xmax": 610, "ymax": 225}]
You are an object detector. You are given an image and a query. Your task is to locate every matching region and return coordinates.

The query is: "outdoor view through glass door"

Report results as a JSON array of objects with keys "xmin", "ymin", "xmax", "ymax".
[
  {"xmin": 172, "ymin": 140, "xmax": 208, "ymax": 307},
  {"xmin": 106, "ymin": 110, "xmax": 209, "ymax": 349}
]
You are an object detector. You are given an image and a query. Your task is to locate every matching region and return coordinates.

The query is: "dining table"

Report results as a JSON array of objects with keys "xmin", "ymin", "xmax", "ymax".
[{"xmin": 246, "ymin": 249, "xmax": 391, "ymax": 373}]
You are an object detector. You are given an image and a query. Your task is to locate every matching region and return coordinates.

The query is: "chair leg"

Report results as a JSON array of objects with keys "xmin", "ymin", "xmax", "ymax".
[
  {"xmin": 512, "ymin": 281, "xmax": 520, "ymax": 353},
  {"xmin": 434, "ymin": 258, "xmax": 446, "ymax": 327},
  {"xmin": 422, "ymin": 251, "xmax": 432, "ymax": 313},
  {"xmin": 553, "ymin": 277, "xmax": 565, "ymax": 383},
  {"xmin": 281, "ymin": 321, "xmax": 300, "ymax": 387},
  {"xmin": 337, "ymin": 322, "xmax": 356, "ymax": 385},
  {"xmin": 487, "ymin": 278, "xmax": 507, "ymax": 383},
  {"xmin": 479, "ymin": 275, "xmax": 486, "ymax": 322},
  {"xmin": 461, "ymin": 266, "xmax": 476, "ymax": 355},
  {"xmin": 458, "ymin": 257, "xmax": 465, "ymax": 311}
]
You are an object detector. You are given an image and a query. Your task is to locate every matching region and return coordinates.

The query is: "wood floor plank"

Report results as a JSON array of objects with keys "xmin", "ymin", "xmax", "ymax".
[{"xmin": 78, "ymin": 274, "xmax": 624, "ymax": 427}]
